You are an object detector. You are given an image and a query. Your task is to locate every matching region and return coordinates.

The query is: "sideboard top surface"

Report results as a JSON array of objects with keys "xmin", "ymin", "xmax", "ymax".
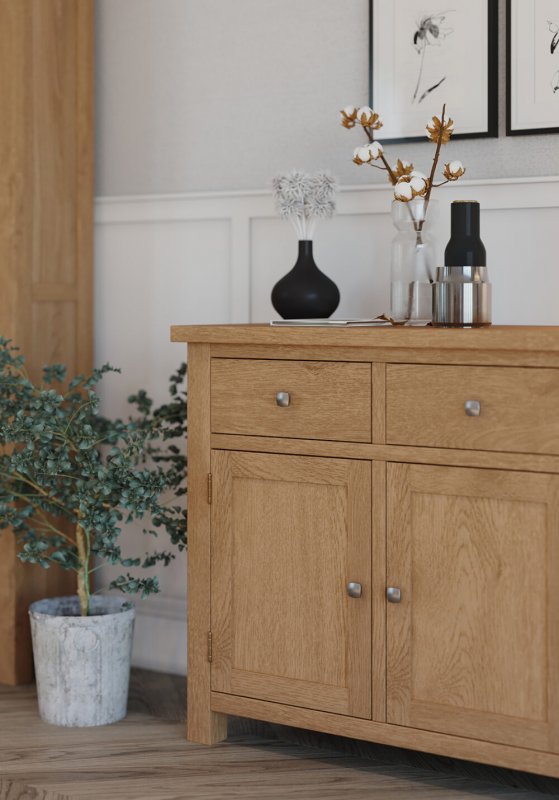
[{"xmin": 170, "ymin": 324, "xmax": 559, "ymax": 354}]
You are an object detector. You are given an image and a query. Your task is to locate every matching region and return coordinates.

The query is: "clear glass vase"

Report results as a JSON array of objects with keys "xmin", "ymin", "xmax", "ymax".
[{"xmin": 390, "ymin": 197, "xmax": 437, "ymax": 324}]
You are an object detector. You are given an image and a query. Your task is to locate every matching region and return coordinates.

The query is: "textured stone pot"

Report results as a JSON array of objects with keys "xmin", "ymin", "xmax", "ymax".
[{"xmin": 29, "ymin": 595, "xmax": 135, "ymax": 727}]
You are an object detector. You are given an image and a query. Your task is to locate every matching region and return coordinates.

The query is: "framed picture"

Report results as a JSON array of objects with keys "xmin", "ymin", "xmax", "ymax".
[
  {"xmin": 369, "ymin": 0, "xmax": 498, "ymax": 142},
  {"xmin": 507, "ymin": 0, "xmax": 559, "ymax": 135}
]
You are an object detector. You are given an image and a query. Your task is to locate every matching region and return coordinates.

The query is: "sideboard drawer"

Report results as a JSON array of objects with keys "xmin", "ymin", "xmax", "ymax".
[
  {"xmin": 211, "ymin": 358, "xmax": 372, "ymax": 442},
  {"xmin": 386, "ymin": 364, "xmax": 559, "ymax": 454}
]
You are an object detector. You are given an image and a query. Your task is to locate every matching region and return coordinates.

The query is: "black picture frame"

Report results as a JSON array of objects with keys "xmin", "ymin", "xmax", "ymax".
[
  {"xmin": 368, "ymin": 0, "xmax": 499, "ymax": 144},
  {"xmin": 506, "ymin": 0, "xmax": 559, "ymax": 136}
]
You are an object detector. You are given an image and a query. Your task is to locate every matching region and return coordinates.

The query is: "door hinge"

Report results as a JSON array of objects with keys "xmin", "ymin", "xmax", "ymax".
[
  {"xmin": 207, "ymin": 472, "xmax": 213, "ymax": 504},
  {"xmin": 207, "ymin": 630, "xmax": 213, "ymax": 662}
]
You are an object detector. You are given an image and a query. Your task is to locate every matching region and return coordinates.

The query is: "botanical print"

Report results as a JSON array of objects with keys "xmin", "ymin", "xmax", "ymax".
[
  {"xmin": 508, "ymin": 0, "xmax": 559, "ymax": 133},
  {"xmin": 547, "ymin": 19, "xmax": 559, "ymax": 92},
  {"xmin": 534, "ymin": 0, "xmax": 559, "ymax": 103},
  {"xmin": 412, "ymin": 12, "xmax": 454, "ymax": 104},
  {"xmin": 372, "ymin": 0, "xmax": 490, "ymax": 139},
  {"xmin": 548, "ymin": 19, "xmax": 559, "ymax": 53}
]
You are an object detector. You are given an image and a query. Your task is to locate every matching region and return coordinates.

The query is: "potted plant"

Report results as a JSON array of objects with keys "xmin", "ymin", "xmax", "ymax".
[{"xmin": 0, "ymin": 338, "xmax": 186, "ymax": 727}]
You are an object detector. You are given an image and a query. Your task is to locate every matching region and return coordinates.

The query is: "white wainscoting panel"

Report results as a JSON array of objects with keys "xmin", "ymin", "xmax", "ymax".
[{"xmin": 95, "ymin": 176, "xmax": 559, "ymax": 675}]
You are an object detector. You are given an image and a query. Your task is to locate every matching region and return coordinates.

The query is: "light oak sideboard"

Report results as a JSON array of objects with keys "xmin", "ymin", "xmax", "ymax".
[{"xmin": 171, "ymin": 324, "xmax": 559, "ymax": 778}]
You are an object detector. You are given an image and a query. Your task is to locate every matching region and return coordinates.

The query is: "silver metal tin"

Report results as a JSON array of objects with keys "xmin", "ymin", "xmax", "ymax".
[{"xmin": 432, "ymin": 266, "xmax": 491, "ymax": 327}]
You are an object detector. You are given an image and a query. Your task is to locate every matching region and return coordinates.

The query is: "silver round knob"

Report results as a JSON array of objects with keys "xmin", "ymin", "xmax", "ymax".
[
  {"xmin": 276, "ymin": 391, "xmax": 290, "ymax": 407},
  {"xmin": 464, "ymin": 399, "xmax": 481, "ymax": 417},
  {"xmin": 386, "ymin": 587, "xmax": 401, "ymax": 603}
]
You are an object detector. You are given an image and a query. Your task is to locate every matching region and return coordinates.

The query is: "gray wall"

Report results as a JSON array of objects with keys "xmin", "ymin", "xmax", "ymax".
[{"xmin": 96, "ymin": 0, "xmax": 559, "ymax": 196}]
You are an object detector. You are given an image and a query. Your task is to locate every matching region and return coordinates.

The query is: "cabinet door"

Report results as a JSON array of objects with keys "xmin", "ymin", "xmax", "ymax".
[
  {"xmin": 211, "ymin": 451, "xmax": 372, "ymax": 719},
  {"xmin": 387, "ymin": 463, "xmax": 559, "ymax": 752}
]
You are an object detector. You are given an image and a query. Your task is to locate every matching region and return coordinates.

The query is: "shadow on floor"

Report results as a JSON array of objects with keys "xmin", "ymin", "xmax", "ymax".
[{"xmin": 128, "ymin": 669, "xmax": 559, "ymax": 797}]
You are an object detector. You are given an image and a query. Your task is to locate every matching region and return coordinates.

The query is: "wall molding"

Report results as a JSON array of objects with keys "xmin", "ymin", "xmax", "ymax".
[
  {"xmin": 96, "ymin": 175, "xmax": 559, "ymax": 327},
  {"xmin": 96, "ymin": 175, "xmax": 559, "ymax": 223},
  {"xmin": 95, "ymin": 175, "xmax": 559, "ymax": 674}
]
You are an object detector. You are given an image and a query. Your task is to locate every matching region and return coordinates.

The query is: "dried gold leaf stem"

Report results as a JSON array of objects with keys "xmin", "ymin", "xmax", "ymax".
[
  {"xmin": 363, "ymin": 126, "xmax": 398, "ymax": 185},
  {"xmin": 424, "ymin": 103, "xmax": 446, "ymax": 211},
  {"xmin": 363, "ymin": 122, "xmax": 419, "ymax": 230}
]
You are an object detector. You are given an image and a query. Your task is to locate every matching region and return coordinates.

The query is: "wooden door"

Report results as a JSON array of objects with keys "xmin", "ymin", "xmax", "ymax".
[
  {"xmin": 211, "ymin": 451, "xmax": 372, "ymax": 719},
  {"xmin": 0, "ymin": 0, "xmax": 93, "ymax": 686},
  {"xmin": 387, "ymin": 463, "xmax": 559, "ymax": 752}
]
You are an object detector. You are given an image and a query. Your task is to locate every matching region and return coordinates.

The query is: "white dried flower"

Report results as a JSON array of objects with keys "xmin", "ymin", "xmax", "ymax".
[
  {"xmin": 367, "ymin": 141, "xmax": 383, "ymax": 161},
  {"xmin": 394, "ymin": 181, "xmax": 414, "ymax": 202},
  {"xmin": 356, "ymin": 106, "xmax": 383, "ymax": 128},
  {"xmin": 276, "ymin": 195, "xmax": 303, "ymax": 219},
  {"xmin": 353, "ymin": 142, "xmax": 383, "ymax": 165},
  {"xmin": 443, "ymin": 160, "xmax": 466, "ymax": 181},
  {"xmin": 353, "ymin": 146, "xmax": 371, "ymax": 165},
  {"xmin": 281, "ymin": 171, "xmax": 312, "ymax": 201},
  {"xmin": 272, "ymin": 170, "xmax": 337, "ymax": 238},
  {"xmin": 307, "ymin": 196, "xmax": 336, "ymax": 218},
  {"xmin": 394, "ymin": 173, "xmax": 429, "ymax": 202},
  {"xmin": 409, "ymin": 175, "xmax": 428, "ymax": 196}
]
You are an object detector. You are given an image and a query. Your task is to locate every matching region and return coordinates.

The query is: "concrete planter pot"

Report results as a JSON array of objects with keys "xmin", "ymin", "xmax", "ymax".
[{"xmin": 29, "ymin": 595, "xmax": 135, "ymax": 727}]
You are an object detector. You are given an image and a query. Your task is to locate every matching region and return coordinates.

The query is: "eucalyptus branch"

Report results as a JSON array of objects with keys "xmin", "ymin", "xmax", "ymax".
[
  {"xmin": 0, "ymin": 340, "xmax": 188, "ymax": 617},
  {"xmin": 22, "ymin": 509, "xmax": 75, "ymax": 544},
  {"xmin": 64, "ymin": 399, "xmax": 95, "ymax": 434},
  {"xmin": 0, "ymin": 470, "xmax": 69, "ymax": 512}
]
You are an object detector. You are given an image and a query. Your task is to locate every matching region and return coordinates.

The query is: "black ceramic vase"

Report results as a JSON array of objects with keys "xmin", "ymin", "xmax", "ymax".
[{"xmin": 271, "ymin": 240, "xmax": 340, "ymax": 319}]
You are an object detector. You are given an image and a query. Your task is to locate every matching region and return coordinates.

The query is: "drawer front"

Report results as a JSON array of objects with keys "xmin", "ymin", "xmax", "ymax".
[
  {"xmin": 386, "ymin": 364, "xmax": 559, "ymax": 454},
  {"xmin": 211, "ymin": 358, "xmax": 371, "ymax": 442}
]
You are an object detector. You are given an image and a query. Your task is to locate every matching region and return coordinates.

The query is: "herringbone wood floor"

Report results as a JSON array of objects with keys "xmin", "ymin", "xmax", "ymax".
[{"xmin": 1, "ymin": 670, "xmax": 559, "ymax": 799}]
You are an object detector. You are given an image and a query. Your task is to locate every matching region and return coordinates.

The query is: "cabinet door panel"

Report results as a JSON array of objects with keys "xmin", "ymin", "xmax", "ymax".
[
  {"xmin": 211, "ymin": 451, "xmax": 372, "ymax": 719},
  {"xmin": 387, "ymin": 463, "xmax": 559, "ymax": 751}
]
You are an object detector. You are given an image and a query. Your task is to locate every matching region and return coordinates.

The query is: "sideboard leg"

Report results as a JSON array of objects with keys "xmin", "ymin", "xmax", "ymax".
[
  {"xmin": 185, "ymin": 343, "xmax": 228, "ymax": 745},
  {"xmin": 186, "ymin": 704, "xmax": 228, "ymax": 745}
]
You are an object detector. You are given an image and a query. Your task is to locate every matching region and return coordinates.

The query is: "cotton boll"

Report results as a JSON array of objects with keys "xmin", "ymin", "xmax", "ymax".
[
  {"xmin": 367, "ymin": 142, "xmax": 383, "ymax": 160},
  {"xmin": 409, "ymin": 176, "xmax": 428, "ymax": 196},
  {"xmin": 394, "ymin": 182, "xmax": 414, "ymax": 201},
  {"xmin": 353, "ymin": 146, "xmax": 372, "ymax": 165}
]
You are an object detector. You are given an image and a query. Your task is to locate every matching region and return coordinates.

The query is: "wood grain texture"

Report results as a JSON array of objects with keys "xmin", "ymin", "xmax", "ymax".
[
  {"xmin": 74, "ymin": 0, "xmax": 94, "ymax": 375},
  {"xmin": 210, "ymin": 450, "xmax": 371, "ymax": 718},
  {"xmin": 4, "ymin": 672, "xmax": 559, "ymax": 798},
  {"xmin": 387, "ymin": 364, "xmax": 559, "ymax": 455},
  {"xmin": 211, "ymin": 358, "xmax": 372, "ymax": 442},
  {"xmin": 0, "ymin": 0, "xmax": 93, "ymax": 686},
  {"xmin": 0, "ymin": 780, "xmax": 70, "ymax": 800},
  {"xmin": 387, "ymin": 463, "xmax": 559, "ymax": 752},
  {"xmin": 210, "ymin": 434, "xmax": 559, "ymax": 475},
  {"xmin": 372, "ymin": 362, "xmax": 386, "ymax": 444},
  {"xmin": 186, "ymin": 344, "xmax": 227, "ymax": 745},
  {"xmin": 371, "ymin": 460, "xmax": 386, "ymax": 722},
  {"xmin": 209, "ymin": 342, "xmax": 559, "ymax": 369},
  {"xmin": 181, "ymin": 324, "xmax": 559, "ymax": 778},
  {"xmin": 171, "ymin": 323, "xmax": 559, "ymax": 355},
  {"xmin": 212, "ymin": 691, "xmax": 559, "ymax": 781}
]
